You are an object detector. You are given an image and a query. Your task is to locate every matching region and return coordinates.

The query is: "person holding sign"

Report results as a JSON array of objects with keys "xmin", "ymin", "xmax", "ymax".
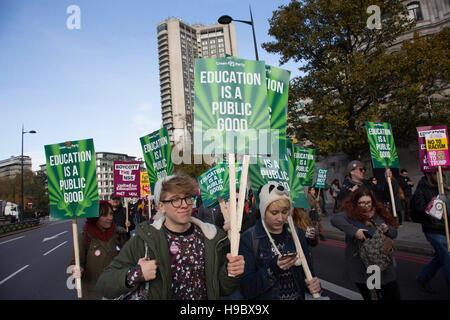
[
  {"xmin": 411, "ymin": 172, "xmax": 450, "ymax": 292},
  {"xmin": 70, "ymin": 201, "xmax": 125, "ymax": 300},
  {"xmin": 96, "ymin": 174, "xmax": 244, "ymax": 300},
  {"xmin": 239, "ymin": 182, "xmax": 321, "ymax": 300},
  {"xmin": 307, "ymin": 187, "xmax": 325, "ymax": 241},
  {"xmin": 331, "ymin": 187, "xmax": 400, "ymax": 300},
  {"xmin": 110, "ymin": 196, "xmax": 135, "ymax": 241}
]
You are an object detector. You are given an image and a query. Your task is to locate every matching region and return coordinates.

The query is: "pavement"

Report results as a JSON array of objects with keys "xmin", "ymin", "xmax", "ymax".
[{"xmin": 320, "ymin": 204, "xmax": 435, "ymax": 256}]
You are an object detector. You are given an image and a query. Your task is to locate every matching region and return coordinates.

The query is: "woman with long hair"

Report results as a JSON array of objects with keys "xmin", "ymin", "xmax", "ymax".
[{"xmin": 331, "ymin": 186, "xmax": 400, "ymax": 300}]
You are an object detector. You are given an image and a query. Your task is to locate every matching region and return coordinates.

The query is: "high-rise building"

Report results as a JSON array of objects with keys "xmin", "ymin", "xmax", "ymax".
[
  {"xmin": 0, "ymin": 156, "xmax": 32, "ymax": 178},
  {"xmin": 157, "ymin": 18, "xmax": 238, "ymax": 145}
]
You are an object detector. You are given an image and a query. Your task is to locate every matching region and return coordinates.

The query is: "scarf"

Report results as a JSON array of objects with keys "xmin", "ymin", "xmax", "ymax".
[{"xmin": 83, "ymin": 218, "xmax": 115, "ymax": 248}]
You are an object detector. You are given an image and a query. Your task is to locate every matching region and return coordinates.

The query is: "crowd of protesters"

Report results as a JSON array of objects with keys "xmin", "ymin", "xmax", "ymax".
[{"xmin": 70, "ymin": 160, "xmax": 449, "ymax": 301}]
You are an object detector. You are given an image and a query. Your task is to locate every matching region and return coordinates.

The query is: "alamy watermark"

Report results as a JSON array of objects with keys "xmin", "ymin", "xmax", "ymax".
[{"xmin": 66, "ymin": 5, "xmax": 81, "ymax": 30}]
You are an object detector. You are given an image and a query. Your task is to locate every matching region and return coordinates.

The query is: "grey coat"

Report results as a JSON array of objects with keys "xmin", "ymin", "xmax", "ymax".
[{"xmin": 330, "ymin": 212, "xmax": 398, "ymax": 285}]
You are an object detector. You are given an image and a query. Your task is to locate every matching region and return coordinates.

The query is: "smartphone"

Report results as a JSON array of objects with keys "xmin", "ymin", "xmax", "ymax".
[{"xmin": 279, "ymin": 253, "xmax": 297, "ymax": 260}]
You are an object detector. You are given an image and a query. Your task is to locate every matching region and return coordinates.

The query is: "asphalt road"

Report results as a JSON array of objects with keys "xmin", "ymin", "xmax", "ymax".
[{"xmin": 0, "ymin": 220, "xmax": 448, "ymax": 300}]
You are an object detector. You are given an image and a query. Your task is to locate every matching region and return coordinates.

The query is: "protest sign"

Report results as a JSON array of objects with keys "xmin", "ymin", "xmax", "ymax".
[
  {"xmin": 365, "ymin": 122, "xmax": 399, "ymax": 217},
  {"xmin": 140, "ymin": 171, "xmax": 151, "ymax": 197},
  {"xmin": 197, "ymin": 163, "xmax": 242, "ymax": 208},
  {"xmin": 292, "ymin": 147, "xmax": 316, "ymax": 186},
  {"xmin": 365, "ymin": 122, "xmax": 399, "ymax": 168},
  {"xmin": 140, "ymin": 127, "xmax": 174, "ymax": 194},
  {"xmin": 193, "ymin": 56, "xmax": 271, "ymax": 156},
  {"xmin": 113, "ymin": 161, "xmax": 141, "ymax": 198},
  {"xmin": 424, "ymin": 126, "xmax": 450, "ymax": 251},
  {"xmin": 416, "ymin": 126, "xmax": 450, "ymax": 172},
  {"xmin": 266, "ymin": 65, "xmax": 290, "ymax": 159},
  {"xmin": 315, "ymin": 169, "xmax": 328, "ymax": 189},
  {"xmin": 45, "ymin": 139, "xmax": 99, "ymax": 220},
  {"xmin": 44, "ymin": 138, "xmax": 99, "ymax": 298},
  {"xmin": 424, "ymin": 128, "xmax": 450, "ymax": 168},
  {"xmin": 249, "ymin": 156, "xmax": 309, "ymax": 209}
]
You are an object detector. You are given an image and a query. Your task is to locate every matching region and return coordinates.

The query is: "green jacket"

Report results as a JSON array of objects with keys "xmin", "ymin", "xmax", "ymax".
[{"xmin": 96, "ymin": 216, "xmax": 242, "ymax": 299}]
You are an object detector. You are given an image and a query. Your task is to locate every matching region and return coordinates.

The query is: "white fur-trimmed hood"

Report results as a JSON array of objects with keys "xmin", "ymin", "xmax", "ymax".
[{"xmin": 151, "ymin": 215, "xmax": 218, "ymax": 240}]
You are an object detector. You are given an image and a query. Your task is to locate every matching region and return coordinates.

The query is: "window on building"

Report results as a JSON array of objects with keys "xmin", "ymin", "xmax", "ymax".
[
  {"xmin": 157, "ymin": 24, "xmax": 167, "ymax": 33},
  {"xmin": 407, "ymin": 2, "xmax": 424, "ymax": 21}
]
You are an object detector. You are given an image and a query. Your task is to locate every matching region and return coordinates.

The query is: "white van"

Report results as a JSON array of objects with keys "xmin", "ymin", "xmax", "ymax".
[{"xmin": 4, "ymin": 202, "xmax": 20, "ymax": 218}]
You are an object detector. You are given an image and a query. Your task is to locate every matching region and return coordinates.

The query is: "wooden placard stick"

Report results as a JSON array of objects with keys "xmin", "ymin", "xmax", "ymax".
[
  {"xmin": 71, "ymin": 217, "xmax": 82, "ymax": 299},
  {"xmin": 385, "ymin": 167, "xmax": 398, "ymax": 218},
  {"xmin": 287, "ymin": 215, "xmax": 320, "ymax": 299},
  {"xmin": 228, "ymin": 154, "xmax": 238, "ymax": 257},
  {"xmin": 236, "ymin": 155, "xmax": 250, "ymax": 233},
  {"xmin": 437, "ymin": 166, "xmax": 450, "ymax": 252},
  {"xmin": 218, "ymin": 197, "xmax": 231, "ymax": 240},
  {"xmin": 125, "ymin": 198, "xmax": 129, "ymax": 232}
]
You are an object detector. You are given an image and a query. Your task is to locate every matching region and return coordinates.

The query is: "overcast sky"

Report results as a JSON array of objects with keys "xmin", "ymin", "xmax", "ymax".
[{"xmin": 0, "ymin": 0, "xmax": 305, "ymax": 170}]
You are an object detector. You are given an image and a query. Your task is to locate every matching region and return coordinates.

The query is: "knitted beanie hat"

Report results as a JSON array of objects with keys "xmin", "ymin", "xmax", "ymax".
[
  {"xmin": 258, "ymin": 182, "xmax": 302, "ymax": 267},
  {"xmin": 258, "ymin": 182, "xmax": 291, "ymax": 220}
]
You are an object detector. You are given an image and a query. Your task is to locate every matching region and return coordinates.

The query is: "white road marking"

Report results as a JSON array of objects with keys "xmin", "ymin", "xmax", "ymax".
[
  {"xmin": 43, "ymin": 241, "xmax": 68, "ymax": 256},
  {"xmin": 42, "ymin": 231, "xmax": 68, "ymax": 242},
  {"xmin": 0, "ymin": 236, "xmax": 25, "ymax": 245},
  {"xmin": 0, "ymin": 265, "xmax": 30, "ymax": 285},
  {"xmin": 319, "ymin": 278, "xmax": 363, "ymax": 300}
]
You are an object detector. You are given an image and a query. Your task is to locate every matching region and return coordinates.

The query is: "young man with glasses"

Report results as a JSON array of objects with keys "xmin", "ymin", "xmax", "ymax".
[{"xmin": 97, "ymin": 174, "xmax": 245, "ymax": 300}]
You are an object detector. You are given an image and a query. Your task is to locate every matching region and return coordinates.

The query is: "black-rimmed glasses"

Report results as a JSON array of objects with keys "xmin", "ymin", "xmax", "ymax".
[{"xmin": 160, "ymin": 196, "xmax": 194, "ymax": 208}]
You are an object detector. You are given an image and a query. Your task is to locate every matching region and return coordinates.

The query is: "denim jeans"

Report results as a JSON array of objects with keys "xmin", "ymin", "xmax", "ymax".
[{"xmin": 417, "ymin": 233, "xmax": 450, "ymax": 287}]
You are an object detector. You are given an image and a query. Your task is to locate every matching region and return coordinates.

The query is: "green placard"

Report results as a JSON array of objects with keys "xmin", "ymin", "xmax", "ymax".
[
  {"xmin": 365, "ymin": 122, "xmax": 399, "ymax": 168},
  {"xmin": 286, "ymin": 139, "xmax": 295, "ymax": 164},
  {"xmin": 140, "ymin": 127, "xmax": 175, "ymax": 194},
  {"xmin": 197, "ymin": 163, "xmax": 242, "ymax": 208},
  {"xmin": 45, "ymin": 139, "xmax": 99, "ymax": 220},
  {"xmin": 293, "ymin": 147, "xmax": 316, "ymax": 186},
  {"xmin": 315, "ymin": 168, "xmax": 328, "ymax": 189},
  {"xmin": 266, "ymin": 65, "xmax": 290, "ymax": 159},
  {"xmin": 193, "ymin": 56, "xmax": 271, "ymax": 155},
  {"xmin": 249, "ymin": 156, "xmax": 310, "ymax": 209}
]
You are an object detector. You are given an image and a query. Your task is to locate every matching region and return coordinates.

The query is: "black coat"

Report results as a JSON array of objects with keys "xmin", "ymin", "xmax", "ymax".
[
  {"xmin": 411, "ymin": 176, "xmax": 445, "ymax": 235},
  {"xmin": 111, "ymin": 205, "xmax": 135, "ymax": 241}
]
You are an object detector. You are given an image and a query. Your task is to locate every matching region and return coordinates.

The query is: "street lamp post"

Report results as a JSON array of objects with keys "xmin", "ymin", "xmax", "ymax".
[
  {"xmin": 218, "ymin": 6, "xmax": 259, "ymax": 61},
  {"xmin": 21, "ymin": 125, "xmax": 36, "ymax": 221}
]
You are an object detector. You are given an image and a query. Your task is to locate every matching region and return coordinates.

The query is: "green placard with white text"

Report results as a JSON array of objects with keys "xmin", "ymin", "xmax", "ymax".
[
  {"xmin": 293, "ymin": 147, "xmax": 316, "ymax": 186},
  {"xmin": 315, "ymin": 168, "xmax": 328, "ymax": 189},
  {"xmin": 193, "ymin": 56, "xmax": 271, "ymax": 155},
  {"xmin": 140, "ymin": 127, "xmax": 175, "ymax": 194},
  {"xmin": 266, "ymin": 65, "xmax": 290, "ymax": 159},
  {"xmin": 249, "ymin": 156, "xmax": 309, "ymax": 209},
  {"xmin": 45, "ymin": 139, "xmax": 99, "ymax": 221},
  {"xmin": 365, "ymin": 122, "xmax": 399, "ymax": 168},
  {"xmin": 197, "ymin": 163, "xmax": 243, "ymax": 208}
]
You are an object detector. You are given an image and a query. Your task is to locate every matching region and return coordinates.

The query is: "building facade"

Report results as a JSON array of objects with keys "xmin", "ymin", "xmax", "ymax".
[
  {"xmin": 157, "ymin": 18, "xmax": 238, "ymax": 145},
  {"xmin": 390, "ymin": 0, "xmax": 450, "ymax": 51},
  {"xmin": 0, "ymin": 156, "xmax": 32, "ymax": 178}
]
